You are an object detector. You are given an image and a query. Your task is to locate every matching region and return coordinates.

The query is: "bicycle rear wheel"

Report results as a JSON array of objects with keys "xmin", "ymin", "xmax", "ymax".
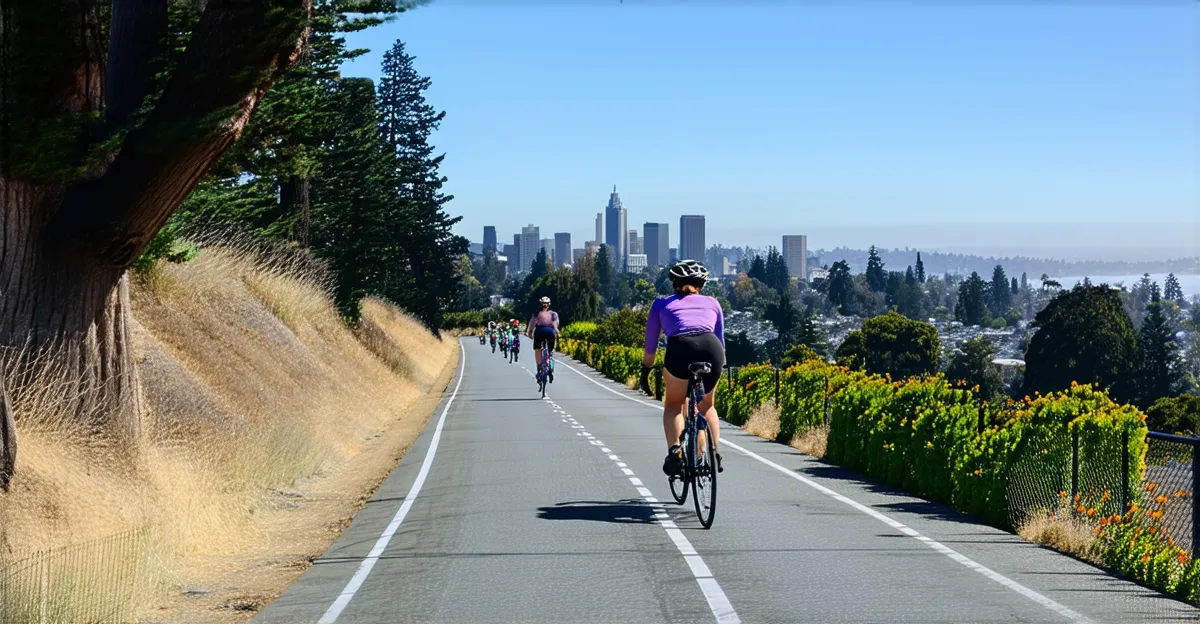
[
  {"xmin": 668, "ymin": 429, "xmax": 689, "ymax": 504},
  {"xmin": 692, "ymin": 426, "xmax": 717, "ymax": 528}
]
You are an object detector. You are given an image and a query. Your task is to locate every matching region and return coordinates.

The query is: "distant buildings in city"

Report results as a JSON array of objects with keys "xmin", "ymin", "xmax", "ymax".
[{"xmin": 478, "ymin": 189, "xmax": 815, "ymax": 283}]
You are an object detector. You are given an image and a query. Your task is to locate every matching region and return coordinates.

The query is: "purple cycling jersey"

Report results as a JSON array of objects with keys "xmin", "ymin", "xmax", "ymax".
[{"xmin": 644, "ymin": 294, "xmax": 725, "ymax": 355}]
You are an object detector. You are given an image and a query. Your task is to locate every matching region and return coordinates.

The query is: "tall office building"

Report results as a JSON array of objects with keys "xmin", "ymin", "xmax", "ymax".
[
  {"xmin": 782, "ymin": 235, "xmax": 808, "ymax": 281},
  {"xmin": 669, "ymin": 247, "xmax": 679, "ymax": 263},
  {"xmin": 555, "ymin": 233, "xmax": 572, "ymax": 268},
  {"xmin": 541, "ymin": 238, "xmax": 554, "ymax": 265},
  {"xmin": 628, "ymin": 229, "xmax": 642, "ymax": 255},
  {"xmin": 519, "ymin": 225, "xmax": 539, "ymax": 273},
  {"xmin": 510, "ymin": 234, "xmax": 521, "ymax": 274},
  {"xmin": 679, "ymin": 215, "xmax": 706, "ymax": 262},
  {"xmin": 483, "ymin": 226, "xmax": 497, "ymax": 252},
  {"xmin": 643, "ymin": 223, "xmax": 669, "ymax": 269},
  {"xmin": 595, "ymin": 213, "xmax": 605, "ymax": 247},
  {"xmin": 604, "ymin": 186, "xmax": 627, "ymax": 270},
  {"xmin": 572, "ymin": 248, "xmax": 586, "ymax": 264}
]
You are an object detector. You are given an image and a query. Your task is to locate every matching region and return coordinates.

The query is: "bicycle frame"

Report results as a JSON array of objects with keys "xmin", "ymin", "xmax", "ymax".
[{"xmin": 684, "ymin": 376, "xmax": 708, "ymax": 470}]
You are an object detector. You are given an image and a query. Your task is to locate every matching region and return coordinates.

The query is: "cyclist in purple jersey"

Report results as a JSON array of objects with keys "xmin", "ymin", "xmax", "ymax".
[
  {"xmin": 527, "ymin": 296, "xmax": 560, "ymax": 383},
  {"xmin": 640, "ymin": 260, "xmax": 726, "ymax": 476}
]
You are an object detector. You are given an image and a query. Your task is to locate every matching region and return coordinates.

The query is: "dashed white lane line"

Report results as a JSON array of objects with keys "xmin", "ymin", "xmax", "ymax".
[
  {"xmin": 541, "ymin": 395, "xmax": 740, "ymax": 624},
  {"xmin": 318, "ymin": 342, "xmax": 467, "ymax": 624},
  {"xmin": 556, "ymin": 358, "xmax": 1095, "ymax": 624}
]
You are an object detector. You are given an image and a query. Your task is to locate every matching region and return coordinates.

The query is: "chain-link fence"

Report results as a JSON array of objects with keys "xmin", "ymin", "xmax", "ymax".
[
  {"xmin": 0, "ymin": 528, "xmax": 156, "ymax": 624},
  {"xmin": 1142, "ymin": 432, "xmax": 1197, "ymax": 553}
]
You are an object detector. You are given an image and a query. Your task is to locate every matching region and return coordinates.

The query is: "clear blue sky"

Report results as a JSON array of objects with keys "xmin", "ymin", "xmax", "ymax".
[{"xmin": 343, "ymin": 2, "xmax": 1198, "ymax": 261}]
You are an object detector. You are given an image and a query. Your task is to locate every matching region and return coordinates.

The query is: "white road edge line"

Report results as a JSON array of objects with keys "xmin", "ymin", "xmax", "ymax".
[
  {"xmin": 318, "ymin": 342, "xmax": 466, "ymax": 624},
  {"xmin": 557, "ymin": 358, "xmax": 1095, "ymax": 624}
]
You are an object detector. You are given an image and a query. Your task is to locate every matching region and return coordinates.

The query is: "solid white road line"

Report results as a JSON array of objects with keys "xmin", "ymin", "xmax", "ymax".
[
  {"xmin": 557, "ymin": 358, "xmax": 1096, "ymax": 624},
  {"xmin": 317, "ymin": 342, "xmax": 467, "ymax": 624}
]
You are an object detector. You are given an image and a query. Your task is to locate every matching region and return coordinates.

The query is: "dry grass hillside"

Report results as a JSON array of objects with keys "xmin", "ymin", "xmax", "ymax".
[{"xmin": 0, "ymin": 247, "xmax": 458, "ymax": 623}]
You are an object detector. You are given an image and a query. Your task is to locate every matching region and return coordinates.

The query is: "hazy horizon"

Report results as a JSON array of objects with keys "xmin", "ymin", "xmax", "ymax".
[{"xmin": 344, "ymin": 3, "xmax": 1197, "ymax": 262}]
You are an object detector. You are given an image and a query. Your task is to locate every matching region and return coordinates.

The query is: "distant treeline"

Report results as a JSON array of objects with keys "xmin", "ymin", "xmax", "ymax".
[{"xmin": 810, "ymin": 248, "xmax": 1200, "ymax": 279}]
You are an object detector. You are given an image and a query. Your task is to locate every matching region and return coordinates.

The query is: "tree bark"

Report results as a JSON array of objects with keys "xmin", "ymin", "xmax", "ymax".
[
  {"xmin": 0, "ymin": 1, "xmax": 311, "ymax": 463},
  {"xmin": 281, "ymin": 174, "xmax": 310, "ymax": 248},
  {"xmin": 1, "ymin": 366, "xmax": 15, "ymax": 492}
]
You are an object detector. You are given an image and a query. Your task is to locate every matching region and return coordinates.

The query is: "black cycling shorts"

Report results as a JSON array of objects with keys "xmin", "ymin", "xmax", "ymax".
[
  {"xmin": 664, "ymin": 332, "xmax": 725, "ymax": 393},
  {"xmin": 533, "ymin": 327, "xmax": 557, "ymax": 351}
]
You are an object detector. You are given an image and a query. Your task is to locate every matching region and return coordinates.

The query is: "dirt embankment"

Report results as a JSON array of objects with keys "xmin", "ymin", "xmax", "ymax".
[{"xmin": 0, "ymin": 248, "xmax": 458, "ymax": 623}]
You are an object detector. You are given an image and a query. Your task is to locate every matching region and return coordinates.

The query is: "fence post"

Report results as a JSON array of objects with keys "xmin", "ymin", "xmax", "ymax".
[
  {"xmin": 1192, "ymin": 441, "xmax": 1199, "ymax": 554},
  {"xmin": 1071, "ymin": 428, "xmax": 1079, "ymax": 508},
  {"xmin": 775, "ymin": 367, "xmax": 781, "ymax": 407},
  {"xmin": 824, "ymin": 374, "xmax": 831, "ymax": 426},
  {"xmin": 977, "ymin": 399, "xmax": 985, "ymax": 433},
  {"xmin": 1121, "ymin": 430, "xmax": 1129, "ymax": 513}
]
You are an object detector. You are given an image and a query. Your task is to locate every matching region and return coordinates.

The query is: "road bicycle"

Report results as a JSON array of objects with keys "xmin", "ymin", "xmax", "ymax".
[
  {"xmin": 490, "ymin": 331, "xmax": 497, "ymax": 353},
  {"xmin": 509, "ymin": 334, "xmax": 520, "ymax": 363},
  {"xmin": 499, "ymin": 334, "xmax": 508, "ymax": 357},
  {"xmin": 536, "ymin": 343, "xmax": 554, "ymax": 398},
  {"xmin": 667, "ymin": 362, "xmax": 718, "ymax": 529}
]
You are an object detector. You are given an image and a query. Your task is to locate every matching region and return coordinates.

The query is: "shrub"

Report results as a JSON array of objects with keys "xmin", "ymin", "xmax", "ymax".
[
  {"xmin": 560, "ymin": 321, "xmax": 599, "ymax": 342},
  {"xmin": 1145, "ymin": 395, "xmax": 1200, "ymax": 435},
  {"xmin": 593, "ymin": 308, "xmax": 649, "ymax": 348}
]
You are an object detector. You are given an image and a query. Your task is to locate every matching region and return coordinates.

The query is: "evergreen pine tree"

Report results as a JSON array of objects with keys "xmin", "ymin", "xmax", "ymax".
[
  {"xmin": 749, "ymin": 255, "xmax": 767, "ymax": 283},
  {"xmin": 989, "ymin": 265, "xmax": 1011, "ymax": 315},
  {"xmin": 955, "ymin": 272, "xmax": 990, "ymax": 326},
  {"xmin": 1010, "ymin": 277, "xmax": 1019, "ymax": 295},
  {"xmin": 377, "ymin": 40, "xmax": 468, "ymax": 330},
  {"xmin": 765, "ymin": 247, "xmax": 790, "ymax": 293},
  {"xmin": 1021, "ymin": 272, "xmax": 1028, "ymax": 291},
  {"xmin": 915, "ymin": 252, "xmax": 926, "ymax": 283},
  {"xmin": 905, "ymin": 266, "xmax": 916, "ymax": 287},
  {"xmin": 1139, "ymin": 284, "xmax": 1183, "ymax": 407},
  {"xmin": 866, "ymin": 246, "xmax": 887, "ymax": 292},
  {"xmin": 1165, "ymin": 273, "xmax": 1185, "ymax": 305}
]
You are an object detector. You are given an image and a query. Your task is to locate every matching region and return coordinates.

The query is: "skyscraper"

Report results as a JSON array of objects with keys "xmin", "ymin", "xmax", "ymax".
[
  {"xmin": 643, "ymin": 223, "xmax": 669, "ymax": 269},
  {"xmin": 782, "ymin": 235, "xmax": 808, "ymax": 281},
  {"xmin": 483, "ymin": 226, "xmax": 497, "ymax": 252},
  {"xmin": 679, "ymin": 215, "xmax": 705, "ymax": 262},
  {"xmin": 541, "ymin": 238, "xmax": 554, "ymax": 265},
  {"xmin": 595, "ymin": 213, "xmax": 605, "ymax": 248},
  {"xmin": 604, "ymin": 186, "xmax": 627, "ymax": 271},
  {"xmin": 511, "ymin": 234, "xmax": 522, "ymax": 275},
  {"xmin": 555, "ymin": 233, "xmax": 571, "ymax": 268},
  {"xmin": 669, "ymin": 247, "xmax": 679, "ymax": 263},
  {"xmin": 628, "ymin": 229, "xmax": 642, "ymax": 255},
  {"xmin": 520, "ymin": 225, "xmax": 539, "ymax": 273},
  {"xmin": 626, "ymin": 254, "xmax": 648, "ymax": 274}
]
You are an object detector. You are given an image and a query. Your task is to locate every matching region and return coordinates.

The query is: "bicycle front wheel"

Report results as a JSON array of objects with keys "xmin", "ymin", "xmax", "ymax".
[{"xmin": 692, "ymin": 428, "xmax": 717, "ymax": 528}]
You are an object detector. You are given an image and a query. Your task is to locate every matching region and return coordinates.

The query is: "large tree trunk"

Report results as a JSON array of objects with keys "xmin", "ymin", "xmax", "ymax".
[
  {"xmin": 0, "ymin": 1, "xmax": 311, "ymax": 486},
  {"xmin": 1, "ymin": 177, "xmax": 142, "ymax": 440}
]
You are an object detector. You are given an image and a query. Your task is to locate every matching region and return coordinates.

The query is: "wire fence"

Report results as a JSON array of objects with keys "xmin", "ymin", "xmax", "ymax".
[
  {"xmin": 0, "ymin": 527, "xmax": 155, "ymax": 624},
  {"xmin": 1142, "ymin": 433, "xmax": 1198, "ymax": 553}
]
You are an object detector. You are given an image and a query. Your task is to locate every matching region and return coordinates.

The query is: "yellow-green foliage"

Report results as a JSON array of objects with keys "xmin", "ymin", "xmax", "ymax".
[{"xmin": 561, "ymin": 337, "xmax": 1191, "ymax": 603}]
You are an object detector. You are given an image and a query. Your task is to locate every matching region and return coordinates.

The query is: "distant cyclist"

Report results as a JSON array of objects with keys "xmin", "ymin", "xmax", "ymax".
[
  {"xmin": 509, "ymin": 321, "xmax": 521, "ymax": 363},
  {"xmin": 527, "ymin": 297, "xmax": 560, "ymax": 384},
  {"xmin": 640, "ymin": 260, "xmax": 725, "ymax": 476}
]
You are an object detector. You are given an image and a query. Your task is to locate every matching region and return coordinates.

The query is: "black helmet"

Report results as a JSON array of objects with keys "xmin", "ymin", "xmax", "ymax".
[{"xmin": 669, "ymin": 259, "xmax": 709, "ymax": 284}]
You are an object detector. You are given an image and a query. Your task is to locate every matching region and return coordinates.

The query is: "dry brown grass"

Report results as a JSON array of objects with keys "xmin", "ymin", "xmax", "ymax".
[
  {"xmin": 743, "ymin": 403, "xmax": 781, "ymax": 441},
  {"xmin": 792, "ymin": 425, "xmax": 829, "ymax": 459},
  {"xmin": 1017, "ymin": 510, "xmax": 1098, "ymax": 560},
  {"xmin": 0, "ymin": 245, "xmax": 457, "ymax": 623}
]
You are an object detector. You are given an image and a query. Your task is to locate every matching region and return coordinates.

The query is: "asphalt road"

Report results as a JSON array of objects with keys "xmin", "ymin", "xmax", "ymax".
[{"xmin": 256, "ymin": 339, "xmax": 1199, "ymax": 624}]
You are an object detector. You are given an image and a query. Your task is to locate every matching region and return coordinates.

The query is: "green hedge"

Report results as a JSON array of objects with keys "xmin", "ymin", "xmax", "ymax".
[{"xmin": 558, "ymin": 338, "xmax": 1193, "ymax": 602}]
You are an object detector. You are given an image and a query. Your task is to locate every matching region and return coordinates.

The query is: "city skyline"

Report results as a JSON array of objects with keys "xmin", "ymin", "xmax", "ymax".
[{"xmin": 342, "ymin": 5, "xmax": 1196, "ymax": 262}]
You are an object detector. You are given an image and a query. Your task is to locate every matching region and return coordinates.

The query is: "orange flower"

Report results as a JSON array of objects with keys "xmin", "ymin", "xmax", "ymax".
[
  {"xmin": 1176, "ymin": 489, "xmax": 1189, "ymax": 498},
  {"xmin": 1024, "ymin": 396, "xmax": 1032, "ymax": 404},
  {"xmin": 1087, "ymin": 508, "xmax": 1097, "ymax": 517},
  {"xmin": 1095, "ymin": 527, "xmax": 1105, "ymax": 537},
  {"xmin": 1130, "ymin": 503, "xmax": 1140, "ymax": 512},
  {"xmin": 1074, "ymin": 492, "xmax": 1082, "ymax": 501},
  {"xmin": 1059, "ymin": 490, "xmax": 1068, "ymax": 498},
  {"xmin": 1144, "ymin": 555, "xmax": 1152, "ymax": 563},
  {"xmin": 1147, "ymin": 482, "xmax": 1158, "ymax": 492},
  {"xmin": 1151, "ymin": 510, "xmax": 1164, "ymax": 519},
  {"xmin": 1156, "ymin": 495, "xmax": 1168, "ymax": 505},
  {"xmin": 1070, "ymin": 380, "xmax": 1078, "ymax": 388}
]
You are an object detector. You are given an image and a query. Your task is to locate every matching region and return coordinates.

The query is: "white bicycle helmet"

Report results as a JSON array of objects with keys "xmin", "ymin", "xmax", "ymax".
[
  {"xmin": 539, "ymin": 296, "xmax": 551, "ymax": 304},
  {"xmin": 669, "ymin": 259, "xmax": 709, "ymax": 284}
]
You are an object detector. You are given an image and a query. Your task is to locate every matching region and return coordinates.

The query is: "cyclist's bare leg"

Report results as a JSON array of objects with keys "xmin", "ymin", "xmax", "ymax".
[
  {"xmin": 695, "ymin": 388, "xmax": 720, "ymax": 450},
  {"xmin": 662, "ymin": 370, "xmax": 688, "ymax": 447}
]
